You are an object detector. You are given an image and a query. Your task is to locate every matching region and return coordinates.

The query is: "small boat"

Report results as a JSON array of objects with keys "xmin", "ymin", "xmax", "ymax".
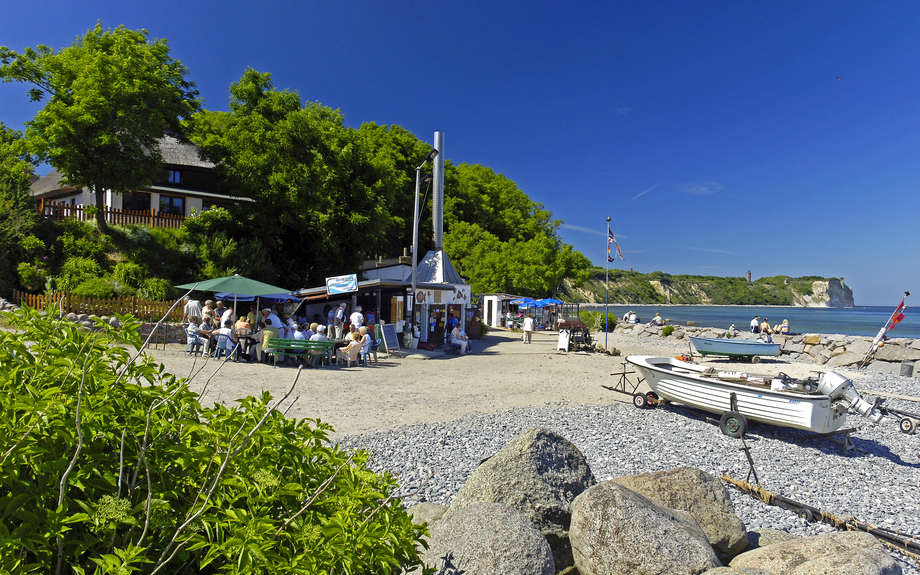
[
  {"xmin": 625, "ymin": 355, "xmax": 884, "ymax": 436},
  {"xmin": 688, "ymin": 335, "xmax": 780, "ymax": 363}
]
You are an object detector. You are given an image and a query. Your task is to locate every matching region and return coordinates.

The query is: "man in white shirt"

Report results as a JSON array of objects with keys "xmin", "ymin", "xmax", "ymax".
[
  {"xmin": 183, "ymin": 296, "xmax": 202, "ymax": 323},
  {"xmin": 334, "ymin": 302, "xmax": 347, "ymax": 339},
  {"xmin": 350, "ymin": 306, "xmax": 364, "ymax": 331},
  {"xmin": 262, "ymin": 307, "xmax": 283, "ymax": 334},
  {"xmin": 750, "ymin": 315, "xmax": 761, "ymax": 333}
]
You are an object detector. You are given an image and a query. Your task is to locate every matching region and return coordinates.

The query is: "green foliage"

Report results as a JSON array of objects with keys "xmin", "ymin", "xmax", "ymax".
[
  {"xmin": 0, "ymin": 306, "xmax": 430, "ymax": 574},
  {"xmin": 0, "ymin": 123, "xmax": 40, "ymax": 293},
  {"xmin": 579, "ymin": 311, "xmax": 616, "ymax": 332},
  {"xmin": 17, "ymin": 261, "xmax": 47, "ymax": 292},
  {"xmin": 72, "ymin": 276, "xmax": 115, "ymax": 298},
  {"xmin": 137, "ymin": 277, "xmax": 173, "ymax": 301},
  {"xmin": 58, "ymin": 256, "xmax": 102, "ymax": 292},
  {"xmin": 1, "ymin": 23, "xmax": 200, "ymax": 231},
  {"xmin": 112, "ymin": 262, "xmax": 145, "ymax": 290},
  {"xmin": 662, "ymin": 325, "xmax": 674, "ymax": 337}
]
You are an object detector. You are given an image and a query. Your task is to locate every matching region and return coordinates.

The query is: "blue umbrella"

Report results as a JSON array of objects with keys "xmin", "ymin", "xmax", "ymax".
[
  {"xmin": 538, "ymin": 298, "xmax": 562, "ymax": 305},
  {"xmin": 509, "ymin": 297, "xmax": 534, "ymax": 305}
]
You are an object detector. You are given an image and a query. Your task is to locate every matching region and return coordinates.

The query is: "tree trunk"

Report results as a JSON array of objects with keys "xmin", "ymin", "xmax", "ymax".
[{"xmin": 94, "ymin": 183, "xmax": 109, "ymax": 233}]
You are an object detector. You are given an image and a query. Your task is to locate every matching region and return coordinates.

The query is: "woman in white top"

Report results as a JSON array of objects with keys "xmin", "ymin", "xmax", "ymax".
[{"xmin": 451, "ymin": 325, "xmax": 469, "ymax": 354}]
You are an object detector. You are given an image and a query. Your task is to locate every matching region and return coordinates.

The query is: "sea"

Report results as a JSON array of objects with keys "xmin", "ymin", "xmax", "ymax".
[{"xmin": 581, "ymin": 304, "xmax": 920, "ymax": 340}]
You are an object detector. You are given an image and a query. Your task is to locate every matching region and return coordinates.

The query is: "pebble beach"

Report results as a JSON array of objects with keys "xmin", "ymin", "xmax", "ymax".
[{"xmin": 149, "ymin": 327, "xmax": 920, "ymax": 573}]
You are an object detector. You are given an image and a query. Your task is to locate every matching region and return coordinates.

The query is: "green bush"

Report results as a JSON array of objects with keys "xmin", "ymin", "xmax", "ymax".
[
  {"xmin": 17, "ymin": 261, "xmax": 47, "ymax": 292},
  {"xmin": 113, "ymin": 262, "xmax": 146, "ymax": 290},
  {"xmin": 137, "ymin": 277, "xmax": 174, "ymax": 301},
  {"xmin": 0, "ymin": 305, "xmax": 430, "ymax": 574},
  {"xmin": 72, "ymin": 276, "xmax": 115, "ymax": 298},
  {"xmin": 57, "ymin": 256, "xmax": 103, "ymax": 292},
  {"xmin": 662, "ymin": 325, "xmax": 674, "ymax": 337}
]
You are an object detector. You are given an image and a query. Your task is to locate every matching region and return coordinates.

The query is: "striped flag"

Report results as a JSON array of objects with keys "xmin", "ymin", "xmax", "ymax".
[{"xmin": 608, "ymin": 229, "xmax": 625, "ymax": 261}]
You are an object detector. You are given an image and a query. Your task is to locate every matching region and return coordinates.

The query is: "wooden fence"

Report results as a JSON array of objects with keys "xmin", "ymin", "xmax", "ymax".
[
  {"xmin": 40, "ymin": 200, "xmax": 185, "ymax": 229},
  {"xmin": 12, "ymin": 290, "xmax": 183, "ymax": 323}
]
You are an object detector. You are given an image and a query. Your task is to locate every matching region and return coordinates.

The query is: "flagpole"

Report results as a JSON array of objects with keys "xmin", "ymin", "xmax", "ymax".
[
  {"xmin": 859, "ymin": 291, "xmax": 910, "ymax": 369},
  {"xmin": 605, "ymin": 217, "xmax": 611, "ymax": 349}
]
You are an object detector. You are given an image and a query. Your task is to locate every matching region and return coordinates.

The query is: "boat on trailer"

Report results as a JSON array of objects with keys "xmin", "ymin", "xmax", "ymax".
[
  {"xmin": 688, "ymin": 335, "xmax": 780, "ymax": 363},
  {"xmin": 625, "ymin": 355, "xmax": 884, "ymax": 437}
]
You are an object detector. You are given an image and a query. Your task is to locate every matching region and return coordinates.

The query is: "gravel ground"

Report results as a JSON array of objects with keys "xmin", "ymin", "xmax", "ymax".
[{"xmin": 334, "ymin": 333, "xmax": 920, "ymax": 574}]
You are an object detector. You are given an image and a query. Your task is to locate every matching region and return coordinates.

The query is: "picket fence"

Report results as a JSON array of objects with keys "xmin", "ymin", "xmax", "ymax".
[
  {"xmin": 40, "ymin": 200, "xmax": 185, "ymax": 230},
  {"xmin": 12, "ymin": 290, "xmax": 183, "ymax": 322}
]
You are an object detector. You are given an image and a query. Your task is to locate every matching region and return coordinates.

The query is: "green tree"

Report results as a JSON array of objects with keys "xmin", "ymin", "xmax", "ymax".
[
  {"xmin": 192, "ymin": 69, "xmax": 389, "ymax": 287},
  {"xmin": 0, "ymin": 123, "xmax": 39, "ymax": 294},
  {"xmin": 0, "ymin": 23, "xmax": 200, "ymax": 233}
]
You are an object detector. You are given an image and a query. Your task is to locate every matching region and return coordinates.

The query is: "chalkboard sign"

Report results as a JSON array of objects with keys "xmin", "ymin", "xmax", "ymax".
[{"xmin": 381, "ymin": 324, "xmax": 401, "ymax": 356}]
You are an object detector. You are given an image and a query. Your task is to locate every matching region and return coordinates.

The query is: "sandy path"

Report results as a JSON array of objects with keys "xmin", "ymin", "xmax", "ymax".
[{"xmin": 146, "ymin": 328, "xmax": 846, "ymax": 438}]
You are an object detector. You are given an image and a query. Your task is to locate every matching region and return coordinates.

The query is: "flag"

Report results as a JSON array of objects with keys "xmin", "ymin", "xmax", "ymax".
[
  {"xmin": 889, "ymin": 298, "xmax": 907, "ymax": 330},
  {"xmin": 607, "ymin": 255, "xmax": 614, "ymax": 262},
  {"xmin": 609, "ymin": 231, "xmax": 625, "ymax": 261}
]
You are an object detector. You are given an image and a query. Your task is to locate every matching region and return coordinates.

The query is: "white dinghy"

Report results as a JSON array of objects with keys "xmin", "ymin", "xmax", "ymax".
[{"xmin": 625, "ymin": 355, "xmax": 884, "ymax": 437}]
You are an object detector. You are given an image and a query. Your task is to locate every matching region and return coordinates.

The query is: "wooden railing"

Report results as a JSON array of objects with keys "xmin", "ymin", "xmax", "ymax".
[
  {"xmin": 12, "ymin": 290, "xmax": 183, "ymax": 322},
  {"xmin": 40, "ymin": 200, "xmax": 185, "ymax": 229}
]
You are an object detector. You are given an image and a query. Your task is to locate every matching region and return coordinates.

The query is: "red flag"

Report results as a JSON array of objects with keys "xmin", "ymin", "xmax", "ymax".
[{"xmin": 889, "ymin": 299, "xmax": 906, "ymax": 330}]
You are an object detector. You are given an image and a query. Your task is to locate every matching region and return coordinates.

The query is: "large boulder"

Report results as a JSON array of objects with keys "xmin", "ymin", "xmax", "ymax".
[
  {"xmin": 873, "ymin": 344, "xmax": 920, "ymax": 363},
  {"xmin": 570, "ymin": 480, "xmax": 721, "ymax": 575},
  {"xmin": 612, "ymin": 467, "xmax": 747, "ymax": 560},
  {"xmin": 746, "ymin": 528, "xmax": 797, "ymax": 550},
  {"xmin": 446, "ymin": 427, "xmax": 595, "ymax": 572},
  {"xmin": 408, "ymin": 502, "xmax": 448, "ymax": 528},
  {"xmin": 422, "ymin": 502, "xmax": 554, "ymax": 575},
  {"xmin": 729, "ymin": 531, "xmax": 901, "ymax": 575}
]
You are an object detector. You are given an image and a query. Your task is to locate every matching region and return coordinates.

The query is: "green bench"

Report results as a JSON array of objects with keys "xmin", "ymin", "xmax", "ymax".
[{"xmin": 262, "ymin": 339, "xmax": 335, "ymax": 368}]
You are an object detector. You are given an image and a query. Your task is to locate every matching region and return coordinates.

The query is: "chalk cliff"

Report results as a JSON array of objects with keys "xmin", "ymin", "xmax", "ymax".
[{"xmin": 795, "ymin": 279, "xmax": 855, "ymax": 308}]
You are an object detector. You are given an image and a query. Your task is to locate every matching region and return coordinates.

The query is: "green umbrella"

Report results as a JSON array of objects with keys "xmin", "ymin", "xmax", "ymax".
[{"xmin": 175, "ymin": 274, "xmax": 294, "ymax": 321}]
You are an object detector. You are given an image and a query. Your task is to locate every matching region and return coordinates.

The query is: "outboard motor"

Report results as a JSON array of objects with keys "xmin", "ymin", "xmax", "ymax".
[{"xmin": 818, "ymin": 372, "xmax": 885, "ymax": 424}]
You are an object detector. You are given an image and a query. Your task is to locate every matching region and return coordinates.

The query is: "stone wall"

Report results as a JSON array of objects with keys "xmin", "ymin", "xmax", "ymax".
[{"xmin": 614, "ymin": 321, "xmax": 920, "ymax": 375}]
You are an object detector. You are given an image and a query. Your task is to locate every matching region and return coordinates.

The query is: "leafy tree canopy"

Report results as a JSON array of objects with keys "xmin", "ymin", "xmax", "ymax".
[
  {"xmin": 0, "ymin": 123, "xmax": 39, "ymax": 293},
  {"xmin": 0, "ymin": 22, "xmax": 200, "ymax": 232}
]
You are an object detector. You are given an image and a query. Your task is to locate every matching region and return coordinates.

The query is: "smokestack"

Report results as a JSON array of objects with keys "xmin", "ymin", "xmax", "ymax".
[{"xmin": 433, "ymin": 131, "xmax": 444, "ymax": 249}]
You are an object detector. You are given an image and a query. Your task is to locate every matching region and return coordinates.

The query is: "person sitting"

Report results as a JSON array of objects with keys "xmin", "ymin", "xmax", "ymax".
[
  {"xmin": 196, "ymin": 316, "xmax": 216, "ymax": 356},
  {"xmin": 750, "ymin": 315, "xmax": 760, "ymax": 333},
  {"xmin": 307, "ymin": 324, "xmax": 330, "ymax": 366},
  {"xmin": 214, "ymin": 319, "xmax": 238, "ymax": 360},
  {"xmin": 185, "ymin": 316, "xmax": 205, "ymax": 354},
  {"xmin": 335, "ymin": 332, "xmax": 362, "ymax": 366},
  {"xmin": 649, "ymin": 313, "xmax": 665, "ymax": 326},
  {"xmin": 760, "ymin": 318, "xmax": 772, "ymax": 334},
  {"xmin": 259, "ymin": 318, "xmax": 280, "ymax": 364},
  {"xmin": 776, "ymin": 319, "xmax": 790, "ymax": 334},
  {"xmin": 628, "ymin": 311, "xmax": 639, "ymax": 324},
  {"xmin": 450, "ymin": 324, "xmax": 470, "ymax": 355},
  {"xmin": 728, "ymin": 324, "xmax": 741, "ymax": 336},
  {"xmin": 357, "ymin": 326, "xmax": 373, "ymax": 363}
]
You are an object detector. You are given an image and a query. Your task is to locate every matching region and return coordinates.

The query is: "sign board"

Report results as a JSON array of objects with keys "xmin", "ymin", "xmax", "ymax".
[
  {"xmin": 326, "ymin": 274, "xmax": 357, "ymax": 295},
  {"xmin": 381, "ymin": 323, "xmax": 401, "ymax": 356}
]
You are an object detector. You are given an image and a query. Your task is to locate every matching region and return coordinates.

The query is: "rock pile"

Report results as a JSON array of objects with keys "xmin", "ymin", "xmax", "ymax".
[
  {"xmin": 614, "ymin": 323, "xmax": 920, "ymax": 374},
  {"xmin": 414, "ymin": 427, "xmax": 903, "ymax": 575}
]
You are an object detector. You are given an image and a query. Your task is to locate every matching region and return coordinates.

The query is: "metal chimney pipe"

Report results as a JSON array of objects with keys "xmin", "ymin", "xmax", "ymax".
[{"xmin": 433, "ymin": 131, "xmax": 445, "ymax": 249}]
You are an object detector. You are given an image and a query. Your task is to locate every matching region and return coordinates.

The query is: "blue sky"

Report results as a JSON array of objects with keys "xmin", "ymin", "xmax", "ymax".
[{"xmin": 3, "ymin": 1, "xmax": 918, "ymax": 306}]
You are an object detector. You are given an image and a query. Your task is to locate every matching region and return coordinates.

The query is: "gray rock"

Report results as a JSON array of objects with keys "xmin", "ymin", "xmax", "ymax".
[
  {"xmin": 826, "ymin": 352, "xmax": 865, "ymax": 367},
  {"xmin": 570, "ymin": 480, "xmax": 721, "ymax": 575},
  {"xmin": 447, "ymin": 427, "xmax": 595, "ymax": 572},
  {"xmin": 408, "ymin": 502, "xmax": 448, "ymax": 527},
  {"xmin": 65, "ymin": 312, "xmax": 78, "ymax": 322},
  {"xmin": 612, "ymin": 467, "xmax": 748, "ymax": 561},
  {"xmin": 747, "ymin": 528, "xmax": 798, "ymax": 550},
  {"xmin": 729, "ymin": 531, "xmax": 901, "ymax": 575},
  {"xmin": 874, "ymin": 344, "xmax": 920, "ymax": 363},
  {"xmin": 845, "ymin": 339, "xmax": 873, "ymax": 357},
  {"xmin": 423, "ymin": 502, "xmax": 554, "ymax": 575},
  {"xmin": 865, "ymin": 362, "xmax": 902, "ymax": 375}
]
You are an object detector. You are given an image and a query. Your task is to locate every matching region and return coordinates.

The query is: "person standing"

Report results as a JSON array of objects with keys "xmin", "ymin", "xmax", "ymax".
[
  {"xmin": 750, "ymin": 315, "xmax": 761, "ymax": 333},
  {"xmin": 183, "ymin": 296, "xmax": 202, "ymax": 324},
  {"xmin": 335, "ymin": 302, "xmax": 347, "ymax": 339},
  {"xmin": 350, "ymin": 305, "xmax": 364, "ymax": 331},
  {"xmin": 522, "ymin": 314, "xmax": 535, "ymax": 344}
]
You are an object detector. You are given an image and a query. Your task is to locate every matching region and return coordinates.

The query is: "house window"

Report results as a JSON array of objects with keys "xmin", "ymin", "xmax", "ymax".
[
  {"xmin": 168, "ymin": 170, "xmax": 182, "ymax": 184},
  {"xmin": 123, "ymin": 192, "xmax": 151, "ymax": 212},
  {"xmin": 159, "ymin": 195, "xmax": 185, "ymax": 216}
]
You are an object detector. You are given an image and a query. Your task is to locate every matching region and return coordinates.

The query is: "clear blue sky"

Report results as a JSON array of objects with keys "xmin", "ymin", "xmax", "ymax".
[{"xmin": 3, "ymin": 1, "xmax": 918, "ymax": 306}]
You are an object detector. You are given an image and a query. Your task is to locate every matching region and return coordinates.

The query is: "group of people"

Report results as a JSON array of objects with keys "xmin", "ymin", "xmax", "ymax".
[
  {"xmin": 182, "ymin": 296, "xmax": 376, "ymax": 366},
  {"xmin": 749, "ymin": 315, "xmax": 791, "ymax": 335}
]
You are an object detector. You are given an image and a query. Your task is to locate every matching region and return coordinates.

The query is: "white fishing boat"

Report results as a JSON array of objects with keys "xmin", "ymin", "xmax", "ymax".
[
  {"xmin": 688, "ymin": 335, "xmax": 780, "ymax": 362},
  {"xmin": 625, "ymin": 355, "xmax": 884, "ymax": 437}
]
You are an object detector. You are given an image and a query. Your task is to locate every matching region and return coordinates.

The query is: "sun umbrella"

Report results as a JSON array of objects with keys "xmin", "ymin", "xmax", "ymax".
[
  {"xmin": 176, "ymin": 274, "xmax": 293, "ymax": 320},
  {"xmin": 214, "ymin": 292, "xmax": 299, "ymax": 304},
  {"xmin": 538, "ymin": 298, "xmax": 563, "ymax": 305},
  {"xmin": 509, "ymin": 297, "xmax": 534, "ymax": 305}
]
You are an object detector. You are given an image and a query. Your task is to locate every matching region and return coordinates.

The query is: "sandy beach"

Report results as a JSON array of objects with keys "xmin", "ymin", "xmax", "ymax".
[{"xmin": 147, "ymin": 328, "xmax": 865, "ymax": 438}]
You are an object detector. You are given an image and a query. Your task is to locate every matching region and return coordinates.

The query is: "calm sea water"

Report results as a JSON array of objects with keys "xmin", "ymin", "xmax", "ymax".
[{"xmin": 582, "ymin": 305, "xmax": 919, "ymax": 340}]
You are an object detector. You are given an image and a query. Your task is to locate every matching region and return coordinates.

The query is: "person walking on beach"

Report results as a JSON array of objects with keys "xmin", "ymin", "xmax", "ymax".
[
  {"xmin": 522, "ymin": 314, "xmax": 535, "ymax": 344},
  {"xmin": 750, "ymin": 315, "xmax": 761, "ymax": 333}
]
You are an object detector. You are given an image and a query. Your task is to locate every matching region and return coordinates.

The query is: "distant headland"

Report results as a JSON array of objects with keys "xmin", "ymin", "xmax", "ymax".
[{"xmin": 561, "ymin": 271, "xmax": 854, "ymax": 308}]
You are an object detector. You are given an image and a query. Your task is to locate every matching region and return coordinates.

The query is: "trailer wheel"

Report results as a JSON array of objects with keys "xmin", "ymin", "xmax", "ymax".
[
  {"xmin": 646, "ymin": 392, "xmax": 659, "ymax": 407},
  {"xmin": 899, "ymin": 418, "xmax": 916, "ymax": 435},
  {"xmin": 633, "ymin": 393, "xmax": 649, "ymax": 409},
  {"xmin": 751, "ymin": 355, "xmax": 761, "ymax": 364},
  {"xmin": 798, "ymin": 509, "xmax": 814, "ymax": 522},
  {"xmin": 719, "ymin": 411, "xmax": 747, "ymax": 438}
]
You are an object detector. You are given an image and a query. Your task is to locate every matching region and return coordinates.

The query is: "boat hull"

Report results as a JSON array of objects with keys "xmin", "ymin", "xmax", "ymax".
[
  {"xmin": 627, "ymin": 356, "xmax": 848, "ymax": 433},
  {"xmin": 689, "ymin": 335, "xmax": 780, "ymax": 358}
]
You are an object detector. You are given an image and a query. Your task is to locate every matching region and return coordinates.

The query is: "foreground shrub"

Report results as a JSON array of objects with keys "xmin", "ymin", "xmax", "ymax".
[
  {"xmin": 0, "ymin": 305, "xmax": 429, "ymax": 574},
  {"xmin": 72, "ymin": 276, "xmax": 116, "ymax": 298}
]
